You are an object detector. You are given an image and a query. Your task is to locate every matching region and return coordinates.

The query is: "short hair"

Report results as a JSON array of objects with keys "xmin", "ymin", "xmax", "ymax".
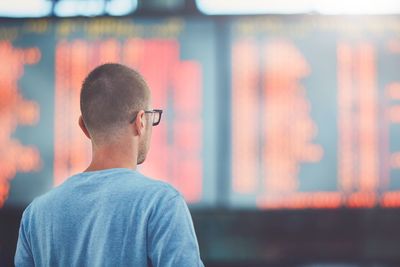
[{"xmin": 80, "ymin": 63, "xmax": 150, "ymax": 140}]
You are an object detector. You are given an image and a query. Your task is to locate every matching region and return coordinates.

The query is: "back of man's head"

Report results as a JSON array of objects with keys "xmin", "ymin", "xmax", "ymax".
[{"xmin": 80, "ymin": 63, "xmax": 150, "ymax": 142}]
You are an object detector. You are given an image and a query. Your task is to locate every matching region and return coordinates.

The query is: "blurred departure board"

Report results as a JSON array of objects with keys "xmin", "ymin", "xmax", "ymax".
[
  {"xmin": 3, "ymin": 16, "xmax": 400, "ymax": 210},
  {"xmin": 0, "ymin": 18, "xmax": 217, "ymax": 208},
  {"xmin": 230, "ymin": 16, "xmax": 400, "ymax": 209}
]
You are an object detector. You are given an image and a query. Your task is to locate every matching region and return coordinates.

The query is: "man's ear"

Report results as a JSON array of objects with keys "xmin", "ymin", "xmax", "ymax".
[
  {"xmin": 79, "ymin": 116, "xmax": 91, "ymax": 139},
  {"xmin": 134, "ymin": 110, "xmax": 146, "ymax": 136}
]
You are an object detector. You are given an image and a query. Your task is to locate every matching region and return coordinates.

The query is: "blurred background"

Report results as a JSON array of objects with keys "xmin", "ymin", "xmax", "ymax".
[{"xmin": 1, "ymin": 0, "xmax": 400, "ymax": 266}]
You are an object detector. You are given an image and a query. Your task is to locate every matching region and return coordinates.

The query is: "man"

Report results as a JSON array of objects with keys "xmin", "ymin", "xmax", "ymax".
[{"xmin": 15, "ymin": 63, "xmax": 204, "ymax": 267}]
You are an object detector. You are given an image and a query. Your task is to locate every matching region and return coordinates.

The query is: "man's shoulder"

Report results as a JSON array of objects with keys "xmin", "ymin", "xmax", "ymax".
[
  {"xmin": 134, "ymin": 172, "xmax": 180, "ymax": 200},
  {"xmin": 26, "ymin": 182, "xmax": 64, "ymax": 212}
]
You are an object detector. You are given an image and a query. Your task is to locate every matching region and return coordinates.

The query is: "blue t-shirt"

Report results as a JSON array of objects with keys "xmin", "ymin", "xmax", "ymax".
[{"xmin": 15, "ymin": 168, "xmax": 204, "ymax": 267}]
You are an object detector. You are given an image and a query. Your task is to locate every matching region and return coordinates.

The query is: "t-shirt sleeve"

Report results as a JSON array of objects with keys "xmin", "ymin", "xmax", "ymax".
[
  {"xmin": 15, "ymin": 205, "xmax": 35, "ymax": 267},
  {"xmin": 147, "ymin": 193, "xmax": 204, "ymax": 267}
]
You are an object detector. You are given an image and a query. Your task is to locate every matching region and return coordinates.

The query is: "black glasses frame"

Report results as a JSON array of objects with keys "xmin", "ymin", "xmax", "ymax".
[{"xmin": 130, "ymin": 109, "xmax": 163, "ymax": 126}]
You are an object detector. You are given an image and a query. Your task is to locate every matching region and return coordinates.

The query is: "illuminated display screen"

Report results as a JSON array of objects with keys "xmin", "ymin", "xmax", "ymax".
[
  {"xmin": 0, "ymin": 18, "xmax": 218, "ymax": 208},
  {"xmin": 2, "ymin": 16, "xmax": 400, "ymax": 210},
  {"xmin": 230, "ymin": 16, "xmax": 400, "ymax": 209}
]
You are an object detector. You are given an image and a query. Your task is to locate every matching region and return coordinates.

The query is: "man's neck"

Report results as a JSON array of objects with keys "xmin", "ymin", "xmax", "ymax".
[{"xmin": 84, "ymin": 142, "xmax": 138, "ymax": 172}]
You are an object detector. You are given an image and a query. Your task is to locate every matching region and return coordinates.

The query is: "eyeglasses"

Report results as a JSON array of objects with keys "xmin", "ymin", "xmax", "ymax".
[{"xmin": 130, "ymin": 109, "xmax": 163, "ymax": 126}]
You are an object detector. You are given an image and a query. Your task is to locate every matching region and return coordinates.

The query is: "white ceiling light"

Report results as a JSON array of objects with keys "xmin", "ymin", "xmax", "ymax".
[
  {"xmin": 54, "ymin": 0, "xmax": 137, "ymax": 17},
  {"xmin": 196, "ymin": 0, "xmax": 400, "ymax": 15},
  {"xmin": 0, "ymin": 0, "xmax": 51, "ymax": 17},
  {"xmin": 316, "ymin": 0, "xmax": 400, "ymax": 15},
  {"xmin": 54, "ymin": 0, "xmax": 104, "ymax": 17},
  {"xmin": 106, "ymin": 0, "xmax": 137, "ymax": 16}
]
